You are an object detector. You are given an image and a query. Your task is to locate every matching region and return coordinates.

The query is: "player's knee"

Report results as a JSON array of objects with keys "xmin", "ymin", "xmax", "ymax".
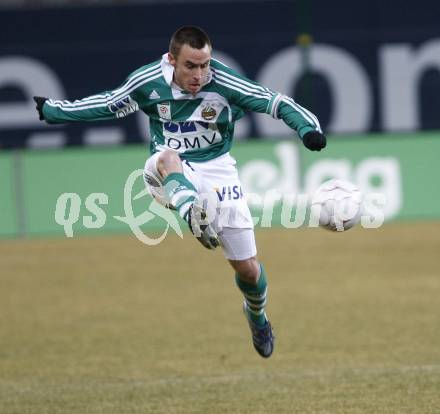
[
  {"xmin": 157, "ymin": 150, "xmax": 182, "ymax": 177},
  {"xmin": 233, "ymin": 257, "xmax": 261, "ymax": 285}
]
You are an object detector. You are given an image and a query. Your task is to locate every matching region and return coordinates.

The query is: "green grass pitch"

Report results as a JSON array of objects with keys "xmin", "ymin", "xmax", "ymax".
[{"xmin": 1, "ymin": 222, "xmax": 440, "ymax": 413}]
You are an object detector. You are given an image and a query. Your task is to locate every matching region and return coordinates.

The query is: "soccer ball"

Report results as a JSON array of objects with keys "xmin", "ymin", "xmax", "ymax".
[{"xmin": 311, "ymin": 179, "xmax": 362, "ymax": 231}]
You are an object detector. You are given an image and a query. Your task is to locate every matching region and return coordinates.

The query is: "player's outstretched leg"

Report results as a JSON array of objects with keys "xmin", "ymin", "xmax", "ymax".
[
  {"xmin": 233, "ymin": 259, "xmax": 274, "ymax": 358},
  {"xmin": 157, "ymin": 151, "xmax": 219, "ymax": 250}
]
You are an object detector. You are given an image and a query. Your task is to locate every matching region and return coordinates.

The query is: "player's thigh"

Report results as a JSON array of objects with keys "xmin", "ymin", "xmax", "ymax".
[
  {"xmin": 143, "ymin": 152, "xmax": 200, "ymax": 206},
  {"xmin": 220, "ymin": 227, "xmax": 257, "ymax": 261},
  {"xmin": 197, "ymin": 156, "xmax": 254, "ymax": 230}
]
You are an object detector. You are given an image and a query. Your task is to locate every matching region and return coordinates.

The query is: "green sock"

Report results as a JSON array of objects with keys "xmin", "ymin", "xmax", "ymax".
[
  {"xmin": 163, "ymin": 173, "xmax": 197, "ymax": 222},
  {"xmin": 235, "ymin": 264, "xmax": 268, "ymax": 326}
]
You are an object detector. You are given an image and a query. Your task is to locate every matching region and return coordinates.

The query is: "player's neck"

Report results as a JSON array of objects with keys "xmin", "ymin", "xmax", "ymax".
[{"xmin": 172, "ymin": 77, "xmax": 198, "ymax": 97}]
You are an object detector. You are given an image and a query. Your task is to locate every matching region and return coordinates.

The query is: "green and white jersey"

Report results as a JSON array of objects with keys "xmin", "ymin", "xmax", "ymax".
[{"xmin": 43, "ymin": 53, "xmax": 321, "ymax": 162}]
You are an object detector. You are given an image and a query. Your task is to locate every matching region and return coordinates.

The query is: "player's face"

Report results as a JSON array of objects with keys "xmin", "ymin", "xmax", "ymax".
[{"xmin": 169, "ymin": 44, "xmax": 211, "ymax": 95}]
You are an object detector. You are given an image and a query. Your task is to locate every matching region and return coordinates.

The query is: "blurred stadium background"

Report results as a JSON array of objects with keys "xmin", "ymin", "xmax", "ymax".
[{"xmin": 1, "ymin": 1, "xmax": 440, "ymax": 413}]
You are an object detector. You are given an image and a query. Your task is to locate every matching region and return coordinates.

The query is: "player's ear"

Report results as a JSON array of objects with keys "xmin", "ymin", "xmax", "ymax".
[{"xmin": 168, "ymin": 52, "xmax": 177, "ymax": 67}]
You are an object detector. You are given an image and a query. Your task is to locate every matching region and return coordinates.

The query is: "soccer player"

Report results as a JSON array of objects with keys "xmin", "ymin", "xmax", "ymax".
[{"xmin": 34, "ymin": 26, "xmax": 326, "ymax": 358}]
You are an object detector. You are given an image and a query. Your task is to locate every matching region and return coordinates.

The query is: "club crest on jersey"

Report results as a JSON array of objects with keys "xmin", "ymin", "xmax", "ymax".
[
  {"xmin": 201, "ymin": 104, "xmax": 217, "ymax": 120},
  {"xmin": 157, "ymin": 102, "xmax": 171, "ymax": 120},
  {"xmin": 108, "ymin": 96, "xmax": 139, "ymax": 118}
]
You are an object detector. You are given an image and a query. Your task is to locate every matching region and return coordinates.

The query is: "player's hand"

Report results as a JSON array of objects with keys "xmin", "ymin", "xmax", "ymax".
[
  {"xmin": 33, "ymin": 96, "xmax": 48, "ymax": 121},
  {"xmin": 302, "ymin": 131, "xmax": 327, "ymax": 151}
]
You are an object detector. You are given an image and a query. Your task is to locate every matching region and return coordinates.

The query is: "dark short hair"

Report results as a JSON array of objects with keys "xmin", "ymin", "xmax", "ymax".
[{"xmin": 169, "ymin": 26, "xmax": 212, "ymax": 58}]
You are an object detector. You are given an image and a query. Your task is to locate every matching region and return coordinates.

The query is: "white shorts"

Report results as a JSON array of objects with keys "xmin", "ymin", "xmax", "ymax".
[{"xmin": 143, "ymin": 152, "xmax": 257, "ymax": 260}]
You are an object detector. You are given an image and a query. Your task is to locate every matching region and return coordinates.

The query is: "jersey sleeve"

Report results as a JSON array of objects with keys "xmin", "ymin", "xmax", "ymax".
[
  {"xmin": 43, "ymin": 82, "xmax": 139, "ymax": 124},
  {"xmin": 211, "ymin": 59, "xmax": 322, "ymax": 139},
  {"xmin": 41, "ymin": 62, "xmax": 161, "ymax": 124}
]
